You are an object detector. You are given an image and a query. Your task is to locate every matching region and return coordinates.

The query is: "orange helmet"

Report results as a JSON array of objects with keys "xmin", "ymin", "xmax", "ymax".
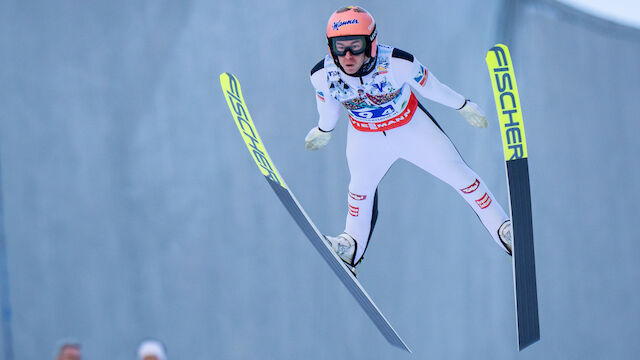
[{"xmin": 326, "ymin": 6, "xmax": 378, "ymax": 61}]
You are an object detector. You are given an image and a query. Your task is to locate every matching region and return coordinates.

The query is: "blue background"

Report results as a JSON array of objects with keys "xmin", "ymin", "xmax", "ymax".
[{"xmin": 1, "ymin": 0, "xmax": 639, "ymax": 359}]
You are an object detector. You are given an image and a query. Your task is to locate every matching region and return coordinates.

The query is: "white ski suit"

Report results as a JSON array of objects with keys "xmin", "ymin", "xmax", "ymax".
[{"xmin": 310, "ymin": 44, "xmax": 509, "ymax": 265}]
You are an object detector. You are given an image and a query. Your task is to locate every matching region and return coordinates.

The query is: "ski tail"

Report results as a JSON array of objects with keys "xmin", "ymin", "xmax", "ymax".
[
  {"xmin": 266, "ymin": 179, "xmax": 411, "ymax": 353},
  {"xmin": 486, "ymin": 44, "xmax": 540, "ymax": 350}
]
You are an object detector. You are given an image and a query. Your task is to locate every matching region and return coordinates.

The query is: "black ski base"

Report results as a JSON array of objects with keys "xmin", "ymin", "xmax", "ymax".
[
  {"xmin": 265, "ymin": 178, "xmax": 411, "ymax": 352},
  {"xmin": 506, "ymin": 158, "xmax": 540, "ymax": 350}
]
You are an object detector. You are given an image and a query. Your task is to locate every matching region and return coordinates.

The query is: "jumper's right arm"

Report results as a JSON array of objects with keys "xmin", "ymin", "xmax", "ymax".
[
  {"xmin": 306, "ymin": 61, "xmax": 342, "ymax": 150},
  {"xmin": 311, "ymin": 63, "xmax": 341, "ymax": 132}
]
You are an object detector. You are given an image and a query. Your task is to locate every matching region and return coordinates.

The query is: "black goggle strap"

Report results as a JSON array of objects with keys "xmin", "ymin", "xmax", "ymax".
[{"xmin": 369, "ymin": 24, "xmax": 377, "ymax": 42}]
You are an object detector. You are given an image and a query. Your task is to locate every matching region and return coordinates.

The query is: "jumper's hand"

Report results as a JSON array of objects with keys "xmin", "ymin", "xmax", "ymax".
[
  {"xmin": 458, "ymin": 100, "xmax": 488, "ymax": 128},
  {"xmin": 305, "ymin": 127, "xmax": 332, "ymax": 150}
]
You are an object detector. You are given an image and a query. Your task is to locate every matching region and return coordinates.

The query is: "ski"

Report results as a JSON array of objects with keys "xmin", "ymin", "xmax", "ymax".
[
  {"xmin": 219, "ymin": 73, "xmax": 410, "ymax": 353},
  {"xmin": 486, "ymin": 44, "xmax": 540, "ymax": 350}
]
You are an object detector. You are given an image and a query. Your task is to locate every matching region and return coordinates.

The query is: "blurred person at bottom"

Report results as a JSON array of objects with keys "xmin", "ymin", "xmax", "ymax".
[
  {"xmin": 55, "ymin": 340, "xmax": 81, "ymax": 360},
  {"xmin": 137, "ymin": 339, "xmax": 167, "ymax": 360}
]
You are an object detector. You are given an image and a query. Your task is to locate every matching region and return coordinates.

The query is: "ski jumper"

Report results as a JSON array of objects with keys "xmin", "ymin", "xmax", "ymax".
[{"xmin": 310, "ymin": 45, "xmax": 509, "ymax": 265}]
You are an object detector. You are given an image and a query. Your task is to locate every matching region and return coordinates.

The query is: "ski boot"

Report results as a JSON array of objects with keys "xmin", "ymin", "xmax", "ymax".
[
  {"xmin": 498, "ymin": 220, "xmax": 513, "ymax": 256},
  {"xmin": 324, "ymin": 233, "xmax": 358, "ymax": 276}
]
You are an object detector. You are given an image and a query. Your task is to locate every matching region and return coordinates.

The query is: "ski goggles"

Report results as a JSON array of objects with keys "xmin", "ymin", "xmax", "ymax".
[{"xmin": 329, "ymin": 35, "xmax": 367, "ymax": 56}]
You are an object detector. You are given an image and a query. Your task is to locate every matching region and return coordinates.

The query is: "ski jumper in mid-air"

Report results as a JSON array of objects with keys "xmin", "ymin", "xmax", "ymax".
[{"xmin": 305, "ymin": 6, "xmax": 513, "ymax": 272}]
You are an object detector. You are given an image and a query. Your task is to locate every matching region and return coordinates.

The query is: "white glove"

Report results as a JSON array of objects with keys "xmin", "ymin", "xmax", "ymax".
[
  {"xmin": 458, "ymin": 100, "xmax": 488, "ymax": 128},
  {"xmin": 305, "ymin": 127, "xmax": 332, "ymax": 150}
]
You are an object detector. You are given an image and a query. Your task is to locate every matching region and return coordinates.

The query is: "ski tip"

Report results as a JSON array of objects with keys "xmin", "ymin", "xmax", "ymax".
[
  {"xmin": 488, "ymin": 43, "xmax": 508, "ymax": 51},
  {"xmin": 485, "ymin": 43, "xmax": 511, "ymax": 62}
]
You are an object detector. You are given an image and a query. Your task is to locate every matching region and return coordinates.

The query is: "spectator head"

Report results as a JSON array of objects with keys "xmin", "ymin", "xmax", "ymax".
[
  {"xmin": 137, "ymin": 339, "xmax": 167, "ymax": 360},
  {"xmin": 55, "ymin": 341, "xmax": 81, "ymax": 360}
]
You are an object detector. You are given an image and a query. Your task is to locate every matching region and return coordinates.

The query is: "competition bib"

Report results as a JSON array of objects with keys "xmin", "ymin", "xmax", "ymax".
[{"xmin": 325, "ymin": 44, "xmax": 417, "ymax": 132}]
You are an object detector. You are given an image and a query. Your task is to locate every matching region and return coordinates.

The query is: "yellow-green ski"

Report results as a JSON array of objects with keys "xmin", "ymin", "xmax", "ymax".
[
  {"xmin": 486, "ymin": 44, "xmax": 540, "ymax": 351},
  {"xmin": 219, "ymin": 73, "xmax": 410, "ymax": 352}
]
